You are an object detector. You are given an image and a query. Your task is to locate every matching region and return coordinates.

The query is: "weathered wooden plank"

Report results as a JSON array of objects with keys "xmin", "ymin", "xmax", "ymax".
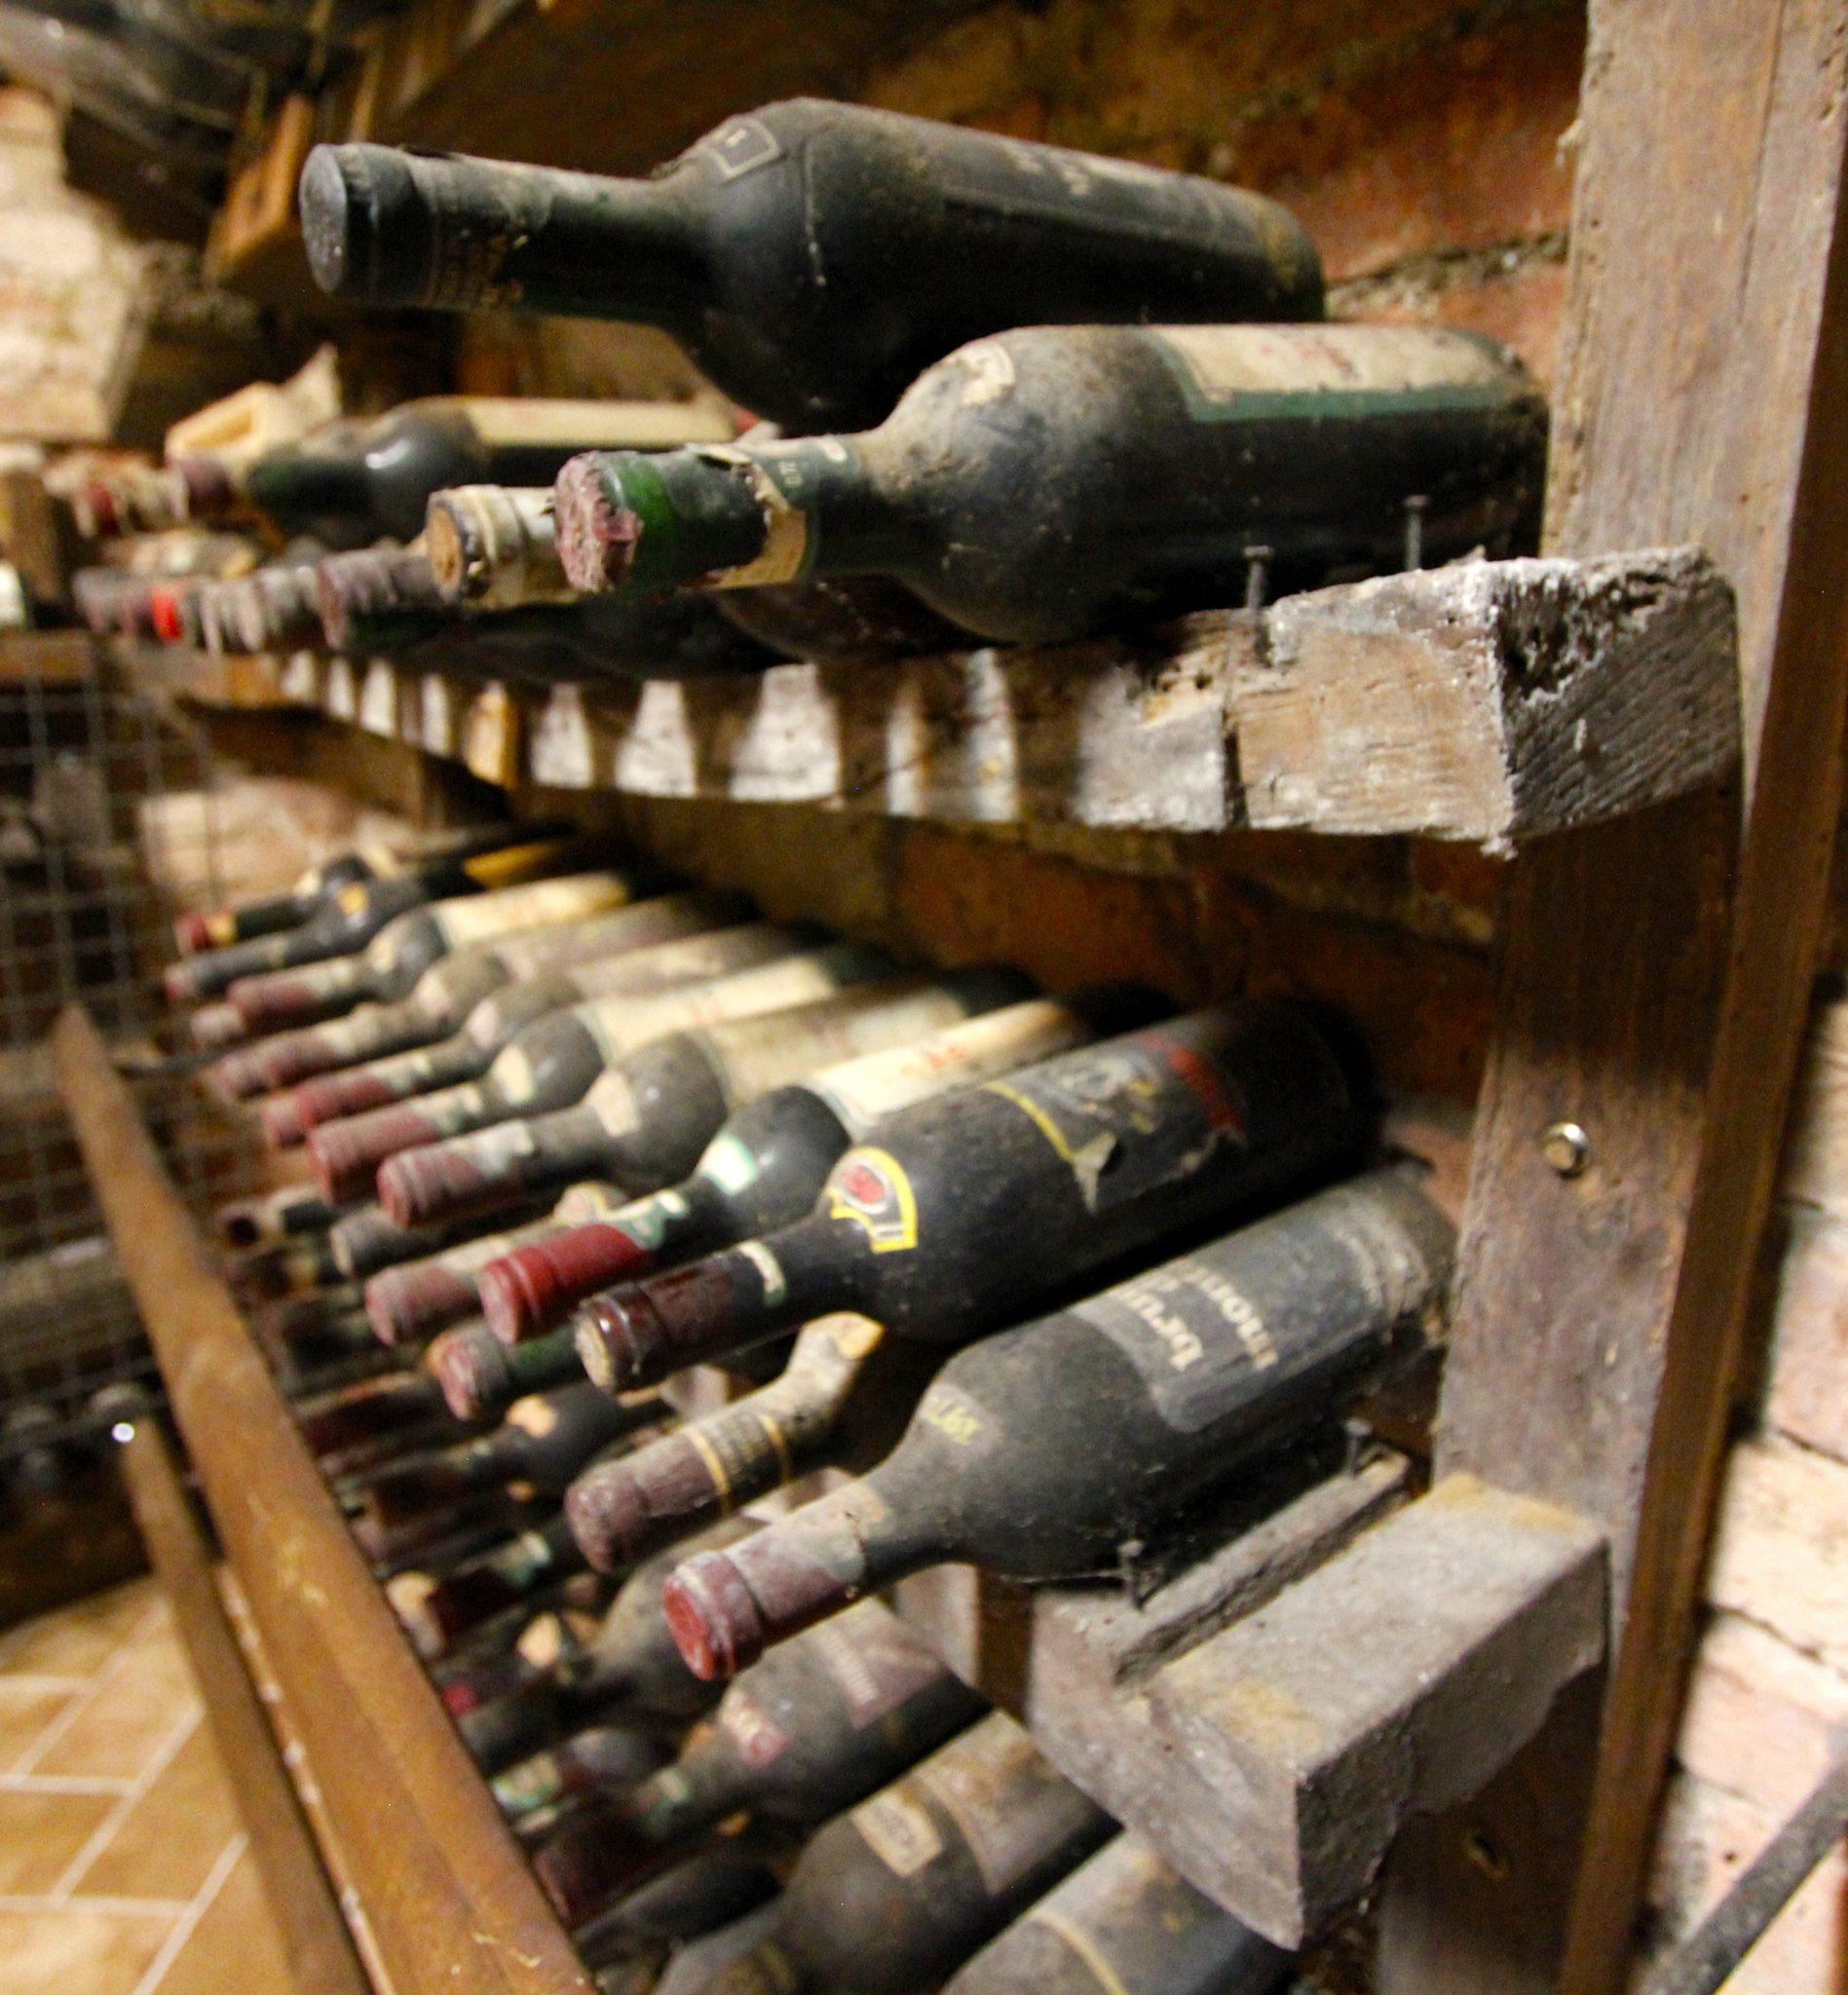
[
  {"xmin": 892, "ymin": 1473, "xmax": 1601, "ymax": 1949},
  {"xmin": 1388, "ymin": 5, "xmax": 1848, "ymax": 1991},
  {"xmin": 510, "ymin": 552, "xmax": 1736, "ymax": 847},
  {"xmin": 112, "ymin": 1410, "xmax": 371, "ymax": 1995},
  {"xmin": 52, "ymin": 1002, "xmax": 593, "ymax": 1995}
]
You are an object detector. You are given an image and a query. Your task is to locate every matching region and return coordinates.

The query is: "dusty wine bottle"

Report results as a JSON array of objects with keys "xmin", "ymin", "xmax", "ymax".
[
  {"xmin": 291, "ymin": 1369, "xmax": 457, "ymax": 1460},
  {"xmin": 328, "ymin": 1198, "xmax": 552, "ymax": 1284},
  {"xmin": 481, "ymin": 987, "xmax": 1157, "ymax": 1344},
  {"xmin": 571, "ymin": 1848, "xmax": 777, "ymax": 1983},
  {"xmin": 309, "ymin": 938, "xmax": 890, "ymax": 1208},
  {"xmin": 573, "ymin": 998, "xmax": 1360, "ymax": 1396},
  {"xmin": 427, "ymin": 484, "xmax": 571, "ymax": 609},
  {"xmin": 355, "ymin": 1381, "xmax": 664, "ymax": 1524},
  {"xmin": 207, "ymin": 558, "xmax": 326, "ymax": 656},
  {"xmin": 943, "ymin": 1831, "xmax": 1290, "ymax": 1995},
  {"xmin": 300, "ymin": 101, "xmax": 1322, "ymax": 431},
  {"xmin": 565, "ymin": 1315, "xmax": 938, "ymax": 1573},
  {"xmin": 533, "ymin": 1600, "xmax": 983, "ymax": 1924},
  {"xmin": 245, "ymin": 891, "xmax": 747, "ymax": 1115},
  {"xmin": 431, "ymin": 1322, "xmax": 587, "ymax": 1422},
  {"xmin": 395, "ymin": 1511, "xmax": 587, "ymax": 1657},
  {"xmin": 551, "ymin": 323, "xmax": 1546, "ymax": 647},
  {"xmin": 427, "ymin": 466, "xmax": 969, "ymax": 663},
  {"xmin": 213, "ymin": 1183, "xmax": 348, "ymax": 1249},
  {"xmin": 364, "ymin": 1202, "xmax": 616, "ymax": 1348},
  {"xmin": 491, "ymin": 1722, "xmax": 671, "ymax": 1824},
  {"xmin": 290, "ymin": 914, "xmax": 773, "ymax": 1134},
  {"xmin": 174, "ymin": 849, "xmax": 373, "ymax": 956},
  {"xmin": 665, "ymin": 1166, "xmax": 1449, "ymax": 1676},
  {"xmin": 698, "ymin": 1712, "xmax": 1113, "ymax": 1995},
  {"xmin": 219, "ymin": 864, "xmax": 652, "ymax": 1041},
  {"xmin": 462, "ymin": 1518, "xmax": 762, "ymax": 1774},
  {"xmin": 376, "ymin": 965, "xmax": 1032, "ymax": 1232},
  {"xmin": 302, "ymin": 922, "xmax": 819, "ymax": 1198},
  {"xmin": 162, "ymin": 823, "xmax": 580, "ymax": 1005},
  {"xmin": 212, "ymin": 396, "xmax": 733, "ymax": 546}
]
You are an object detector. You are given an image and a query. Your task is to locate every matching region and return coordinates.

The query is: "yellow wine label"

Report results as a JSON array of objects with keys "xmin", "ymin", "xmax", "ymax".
[{"xmin": 826, "ymin": 1148, "xmax": 919, "ymax": 1254}]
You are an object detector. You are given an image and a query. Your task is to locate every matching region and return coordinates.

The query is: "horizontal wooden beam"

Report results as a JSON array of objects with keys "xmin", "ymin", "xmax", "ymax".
[{"xmin": 165, "ymin": 548, "xmax": 1739, "ymax": 850}]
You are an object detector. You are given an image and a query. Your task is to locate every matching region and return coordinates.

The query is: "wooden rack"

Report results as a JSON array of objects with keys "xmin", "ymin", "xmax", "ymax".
[{"xmin": 56, "ymin": 1, "xmax": 1848, "ymax": 1990}]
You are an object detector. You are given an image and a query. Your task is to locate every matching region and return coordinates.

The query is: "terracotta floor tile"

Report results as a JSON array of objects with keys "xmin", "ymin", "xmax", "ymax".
[
  {"xmin": 0, "ymin": 1680, "xmax": 81, "ymax": 1771},
  {"xmin": 0, "ymin": 1578, "xmax": 162, "ymax": 1681},
  {"xmin": 72, "ymin": 1719, "xmax": 239, "ymax": 1903},
  {"xmin": 150, "ymin": 1846, "xmax": 294, "ymax": 1995},
  {"xmin": 31, "ymin": 1625, "xmax": 199, "ymax": 1782},
  {"xmin": 0, "ymin": 1903, "xmax": 176, "ymax": 1995},
  {"xmin": 0, "ymin": 1787, "xmax": 121, "ymax": 1895}
]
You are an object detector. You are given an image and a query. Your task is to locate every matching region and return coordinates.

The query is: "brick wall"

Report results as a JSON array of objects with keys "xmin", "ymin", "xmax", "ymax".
[{"xmin": 1641, "ymin": 936, "xmax": 1848, "ymax": 1988}]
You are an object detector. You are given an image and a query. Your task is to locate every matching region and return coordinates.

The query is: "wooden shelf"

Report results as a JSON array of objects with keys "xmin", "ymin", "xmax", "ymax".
[
  {"xmin": 53, "ymin": 1003, "xmax": 594, "ymax": 1995},
  {"xmin": 153, "ymin": 547, "xmax": 1740, "ymax": 850}
]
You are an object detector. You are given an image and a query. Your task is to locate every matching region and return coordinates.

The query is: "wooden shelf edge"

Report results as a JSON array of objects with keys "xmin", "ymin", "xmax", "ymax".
[
  {"xmin": 155, "ymin": 547, "xmax": 1738, "ymax": 847},
  {"xmin": 112, "ymin": 1412, "xmax": 371, "ymax": 1995},
  {"xmin": 52, "ymin": 1001, "xmax": 592, "ymax": 1995}
]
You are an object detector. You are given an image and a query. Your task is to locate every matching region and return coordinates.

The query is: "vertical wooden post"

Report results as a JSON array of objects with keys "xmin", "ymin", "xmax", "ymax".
[{"xmin": 1380, "ymin": 6, "xmax": 1848, "ymax": 1990}]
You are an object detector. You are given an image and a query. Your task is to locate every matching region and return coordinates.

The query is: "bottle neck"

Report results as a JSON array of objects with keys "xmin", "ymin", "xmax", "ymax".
[
  {"xmin": 554, "ymin": 438, "xmax": 910, "ymax": 598},
  {"xmin": 573, "ymin": 1218, "xmax": 862, "ymax": 1392},
  {"xmin": 623, "ymin": 1728, "xmax": 755, "ymax": 1845},
  {"xmin": 662, "ymin": 1463, "xmax": 940, "ymax": 1679}
]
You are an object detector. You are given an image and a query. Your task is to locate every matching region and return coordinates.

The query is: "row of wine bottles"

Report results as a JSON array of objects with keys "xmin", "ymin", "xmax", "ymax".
[{"xmin": 66, "ymin": 95, "xmax": 1547, "ymax": 688}]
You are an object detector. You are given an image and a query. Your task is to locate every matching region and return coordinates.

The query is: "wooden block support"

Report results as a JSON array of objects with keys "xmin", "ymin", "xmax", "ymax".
[
  {"xmin": 1143, "ymin": 1476, "xmax": 1604, "ymax": 1945},
  {"xmin": 894, "ymin": 1456, "xmax": 1604, "ymax": 1946},
  {"xmin": 507, "ymin": 549, "xmax": 1735, "ymax": 847}
]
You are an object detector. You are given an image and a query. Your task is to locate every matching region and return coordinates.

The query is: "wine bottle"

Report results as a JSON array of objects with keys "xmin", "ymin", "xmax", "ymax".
[
  {"xmin": 572, "ymin": 1848, "xmax": 777, "ymax": 1982},
  {"xmin": 697, "ymin": 1713, "xmax": 1113, "ymax": 1995},
  {"xmin": 210, "ymin": 396, "xmax": 734, "ymax": 546},
  {"xmin": 533, "ymin": 1600, "xmax": 983, "ymax": 1923},
  {"xmin": 376, "ymin": 965, "xmax": 1031, "ymax": 1232},
  {"xmin": 219, "ymin": 864, "xmax": 653, "ymax": 1040},
  {"xmin": 665, "ymin": 1166, "xmax": 1448, "ymax": 1676},
  {"xmin": 162, "ymin": 822, "xmax": 580, "ymax": 1004},
  {"xmin": 427, "ymin": 476, "xmax": 969, "ymax": 667},
  {"xmin": 462, "ymin": 1519, "xmax": 761, "ymax": 1774},
  {"xmin": 353, "ymin": 1489, "xmax": 544, "ymax": 1580},
  {"xmin": 174, "ymin": 850, "xmax": 373, "ymax": 956},
  {"xmin": 299, "ymin": 921, "xmax": 811, "ymax": 1176},
  {"xmin": 655, "ymin": 1901, "xmax": 784, "ymax": 1995},
  {"xmin": 573, "ymin": 999, "xmax": 1359, "ymax": 1397},
  {"xmin": 213, "ymin": 1183, "xmax": 349, "ymax": 1249},
  {"xmin": 369, "ymin": 1182, "xmax": 647, "ymax": 1347},
  {"xmin": 482, "ymin": 987, "xmax": 1158, "ymax": 1344},
  {"xmin": 355, "ymin": 1381, "xmax": 663, "ymax": 1523},
  {"xmin": 551, "ymin": 323, "xmax": 1546, "ymax": 647},
  {"xmin": 207, "ymin": 557, "xmax": 326, "ymax": 655},
  {"xmin": 307, "ymin": 938, "xmax": 890, "ymax": 1206},
  {"xmin": 944, "ymin": 1831, "xmax": 1289, "ymax": 1995},
  {"xmin": 301, "ymin": 102, "xmax": 1322, "ymax": 432},
  {"xmin": 247, "ymin": 892, "xmax": 748, "ymax": 1122},
  {"xmin": 491, "ymin": 1722, "xmax": 671, "ymax": 1824},
  {"xmin": 328, "ymin": 1198, "xmax": 553, "ymax": 1283},
  {"xmin": 431, "ymin": 1322, "xmax": 587, "ymax": 1423},
  {"xmin": 252, "ymin": 898, "xmax": 743, "ymax": 1140},
  {"xmin": 393, "ymin": 1511, "xmax": 586, "ymax": 1657},
  {"xmin": 566, "ymin": 1314, "xmax": 940, "ymax": 1572},
  {"xmin": 426, "ymin": 483, "xmax": 575, "ymax": 611},
  {"xmin": 291, "ymin": 1368, "xmax": 456, "ymax": 1459}
]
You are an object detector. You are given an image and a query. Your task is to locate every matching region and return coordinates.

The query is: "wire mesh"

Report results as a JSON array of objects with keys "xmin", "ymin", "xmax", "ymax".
[{"xmin": 0, "ymin": 650, "xmax": 268, "ymax": 1468}]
